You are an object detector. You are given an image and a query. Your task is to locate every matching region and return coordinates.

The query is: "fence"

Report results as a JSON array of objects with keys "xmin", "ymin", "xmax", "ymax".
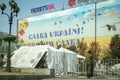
[{"xmin": 57, "ymin": 59, "xmax": 120, "ymax": 79}]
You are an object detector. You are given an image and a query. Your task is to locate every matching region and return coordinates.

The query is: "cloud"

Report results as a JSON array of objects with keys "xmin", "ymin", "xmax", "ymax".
[
  {"xmin": 83, "ymin": 0, "xmax": 117, "ymax": 19},
  {"xmin": 43, "ymin": 7, "xmax": 80, "ymax": 18},
  {"xmin": 97, "ymin": 0, "xmax": 116, "ymax": 8},
  {"xmin": 83, "ymin": 8, "xmax": 120, "ymax": 19},
  {"xmin": 83, "ymin": 10, "xmax": 94, "ymax": 19},
  {"xmin": 102, "ymin": 8, "xmax": 120, "ymax": 17},
  {"xmin": 28, "ymin": 7, "xmax": 81, "ymax": 22}
]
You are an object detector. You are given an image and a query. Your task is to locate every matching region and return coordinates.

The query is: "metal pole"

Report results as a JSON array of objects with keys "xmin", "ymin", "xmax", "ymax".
[
  {"xmin": 90, "ymin": 2, "xmax": 97, "ymax": 77},
  {"xmin": 95, "ymin": 2, "xmax": 97, "ymax": 58},
  {"xmin": 6, "ymin": 8, "xmax": 13, "ymax": 72}
]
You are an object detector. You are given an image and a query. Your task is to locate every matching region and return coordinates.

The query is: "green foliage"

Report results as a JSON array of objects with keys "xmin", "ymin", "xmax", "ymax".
[
  {"xmin": 56, "ymin": 44, "xmax": 62, "ymax": 49},
  {"xmin": 67, "ymin": 45, "xmax": 77, "ymax": 53},
  {"xmin": 70, "ymin": 45, "xmax": 77, "ymax": 52},
  {"xmin": 77, "ymin": 41, "xmax": 87, "ymax": 56},
  {"xmin": 0, "ymin": 38, "xmax": 2, "ymax": 46},
  {"xmin": 3, "ymin": 35, "xmax": 16, "ymax": 42},
  {"xmin": 89, "ymin": 41, "xmax": 100, "ymax": 58},
  {"xmin": 109, "ymin": 34, "xmax": 120, "ymax": 59}
]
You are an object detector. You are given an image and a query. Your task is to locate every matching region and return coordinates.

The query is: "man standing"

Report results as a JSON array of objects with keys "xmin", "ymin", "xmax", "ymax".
[{"xmin": 86, "ymin": 50, "xmax": 94, "ymax": 78}]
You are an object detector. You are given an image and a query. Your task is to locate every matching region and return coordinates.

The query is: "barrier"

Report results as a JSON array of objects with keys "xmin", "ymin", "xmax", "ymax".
[{"xmin": 56, "ymin": 59, "xmax": 120, "ymax": 79}]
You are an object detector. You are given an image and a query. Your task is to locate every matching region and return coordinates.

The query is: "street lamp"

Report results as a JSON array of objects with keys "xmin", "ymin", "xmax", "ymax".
[{"xmin": 0, "ymin": 0, "xmax": 20, "ymax": 72}]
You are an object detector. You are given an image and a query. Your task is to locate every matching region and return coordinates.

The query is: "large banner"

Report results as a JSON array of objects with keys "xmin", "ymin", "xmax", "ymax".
[{"xmin": 18, "ymin": 0, "xmax": 120, "ymax": 48}]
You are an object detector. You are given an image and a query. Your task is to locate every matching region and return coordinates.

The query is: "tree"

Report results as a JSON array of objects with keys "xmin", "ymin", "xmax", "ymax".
[
  {"xmin": 56, "ymin": 44, "xmax": 62, "ymax": 49},
  {"xmin": 77, "ymin": 41, "xmax": 87, "ymax": 56},
  {"xmin": 109, "ymin": 34, "xmax": 120, "ymax": 59},
  {"xmin": 89, "ymin": 41, "xmax": 100, "ymax": 58},
  {"xmin": 67, "ymin": 45, "xmax": 77, "ymax": 53}
]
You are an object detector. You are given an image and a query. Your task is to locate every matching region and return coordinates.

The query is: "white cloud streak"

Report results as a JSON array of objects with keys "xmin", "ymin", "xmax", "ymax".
[
  {"xmin": 97, "ymin": 0, "xmax": 116, "ymax": 8},
  {"xmin": 102, "ymin": 8, "xmax": 120, "ymax": 17}
]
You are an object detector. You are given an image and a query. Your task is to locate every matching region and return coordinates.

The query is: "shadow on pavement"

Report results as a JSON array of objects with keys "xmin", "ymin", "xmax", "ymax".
[{"xmin": 0, "ymin": 75, "xmax": 52, "ymax": 80}]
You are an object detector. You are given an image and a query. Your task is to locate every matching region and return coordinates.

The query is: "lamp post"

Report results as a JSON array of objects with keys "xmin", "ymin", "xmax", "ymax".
[{"xmin": 0, "ymin": 0, "xmax": 20, "ymax": 72}]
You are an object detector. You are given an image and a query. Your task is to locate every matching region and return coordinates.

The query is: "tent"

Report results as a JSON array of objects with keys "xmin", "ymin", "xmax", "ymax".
[
  {"xmin": 59, "ymin": 47, "xmax": 78, "ymax": 74},
  {"xmin": 10, "ymin": 45, "xmax": 78, "ymax": 75},
  {"xmin": 77, "ymin": 54, "xmax": 86, "ymax": 59}
]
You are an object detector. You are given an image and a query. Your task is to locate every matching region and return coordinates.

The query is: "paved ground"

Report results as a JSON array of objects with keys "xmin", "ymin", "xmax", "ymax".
[
  {"xmin": 42, "ymin": 76, "xmax": 120, "ymax": 80},
  {"xmin": 0, "ymin": 75, "xmax": 120, "ymax": 80},
  {"xmin": 0, "ymin": 69, "xmax": 120, "ymax": 80}
]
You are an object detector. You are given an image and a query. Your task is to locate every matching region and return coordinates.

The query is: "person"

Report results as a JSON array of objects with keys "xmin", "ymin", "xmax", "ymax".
[
  {"xmin": 0, "ymin": 54, "xmax": 4, "ymax": 68},
  {"xmin": 86, "ymin": 50, "xmax": 94, "ymax": 78}
]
